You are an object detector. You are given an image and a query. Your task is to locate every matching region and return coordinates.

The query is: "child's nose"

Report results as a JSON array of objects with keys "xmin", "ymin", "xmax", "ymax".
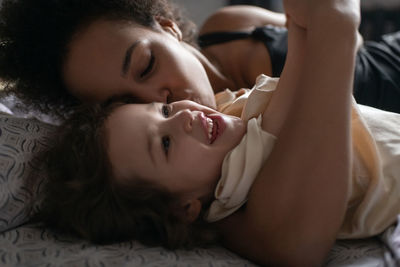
[{"xmin": 175, "ymin": 109, "xmax": 193, "ymax": 133}]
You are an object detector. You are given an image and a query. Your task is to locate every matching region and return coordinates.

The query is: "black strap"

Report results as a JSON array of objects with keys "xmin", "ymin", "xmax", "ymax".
[
  {"xmin": 197, "ymin": 26, "xmax": 288, "ymax": 77},
  {"xmin": 198, "ymin": 31, "xmax": 252, "ymax": 48}
]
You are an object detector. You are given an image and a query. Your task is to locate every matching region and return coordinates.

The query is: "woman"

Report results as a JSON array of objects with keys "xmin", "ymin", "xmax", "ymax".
[{"xmin": 0, "ymin": 0, "xmax": 398, "ymax": 116}]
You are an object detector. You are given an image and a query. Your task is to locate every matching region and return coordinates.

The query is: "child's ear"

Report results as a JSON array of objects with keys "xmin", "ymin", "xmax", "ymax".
[
  {"xmin": 156, "ymin": 17, "xmax": 183, "ymax": 41},
  {"xmin": 181, "ymin": 199, "xmax": 202, "ymax": 223}
]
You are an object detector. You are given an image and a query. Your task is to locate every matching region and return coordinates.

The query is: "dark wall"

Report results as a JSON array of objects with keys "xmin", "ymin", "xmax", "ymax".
[{"xmin": 229, "ymin": 0, "xmax": 282, "ymax": 11}]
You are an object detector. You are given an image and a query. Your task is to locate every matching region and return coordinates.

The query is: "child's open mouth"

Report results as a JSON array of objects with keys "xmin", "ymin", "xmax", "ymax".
[
  {"xmin": 199, "ymin": 113, "xmax": 226, "ymax": 144},
  {"xmin": 206, "ymin": 117, "xmax": 218, "ymax": 144}
]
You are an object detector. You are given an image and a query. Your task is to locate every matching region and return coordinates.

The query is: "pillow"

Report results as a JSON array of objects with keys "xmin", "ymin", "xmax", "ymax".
[{"xmin": 0, "ymin": 113, "xmax": 56, "ymax": 232}]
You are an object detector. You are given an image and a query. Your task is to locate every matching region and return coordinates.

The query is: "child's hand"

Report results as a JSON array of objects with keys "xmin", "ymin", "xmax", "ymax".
[{"xmin": 283, "ymin": 0, "xmax": 360, "ymax": 30}]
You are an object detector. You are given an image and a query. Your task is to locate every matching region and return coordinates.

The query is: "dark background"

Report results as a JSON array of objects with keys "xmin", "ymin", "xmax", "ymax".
[{"xmin": 229, "ymin": 0, "xmax": 400, "ymax": 41}]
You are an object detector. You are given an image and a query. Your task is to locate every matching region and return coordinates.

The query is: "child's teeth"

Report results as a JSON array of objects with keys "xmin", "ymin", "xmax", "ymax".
[{"xmin": 207, "ymin": 117, "xmax": 213, "ymax": 140}]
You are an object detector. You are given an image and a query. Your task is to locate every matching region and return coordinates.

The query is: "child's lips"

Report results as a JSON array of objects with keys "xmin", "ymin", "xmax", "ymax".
[{"xmin": 199, "ymin": 113, "xmax": 226, "ymax": 144}]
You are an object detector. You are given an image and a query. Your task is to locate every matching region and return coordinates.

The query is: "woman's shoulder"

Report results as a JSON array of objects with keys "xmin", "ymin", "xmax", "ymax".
[
  {"xmin": 199, "ymin": 5, "xmax": 286, "ymax": 35},
  {"xmin": 197, "ymin": 6, "xmax": 285, "ymax": 88}
]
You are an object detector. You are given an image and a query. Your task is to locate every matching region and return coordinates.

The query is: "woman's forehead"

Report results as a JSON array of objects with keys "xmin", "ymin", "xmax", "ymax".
[{"xmin": 84, "ymin": 18, "xmax": 157, "ymax": 36}]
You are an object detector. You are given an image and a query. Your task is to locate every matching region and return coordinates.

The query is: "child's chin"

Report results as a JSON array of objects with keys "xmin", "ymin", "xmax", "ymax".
[
  {"xmin": 226, "ymin": 115, "xmax": 246, "ymax": 131},
  {"xmin": 223, "ymin": 116, "xmax": 246, "ymax": 142}
]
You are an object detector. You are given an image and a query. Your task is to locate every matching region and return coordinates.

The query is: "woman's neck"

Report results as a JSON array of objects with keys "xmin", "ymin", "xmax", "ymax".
[{"xmin": 183, "ymin": 43, "xmax": 235, "ymax": 93}]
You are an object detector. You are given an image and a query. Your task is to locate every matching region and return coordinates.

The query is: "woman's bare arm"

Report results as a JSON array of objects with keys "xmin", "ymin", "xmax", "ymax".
[
  {"xmin": 199, "ymin": 5, "xmax": 286, "ymax": 34},
  {"xmin": 218, "ymin": 1, "xmax": 360, "ymax": 266},
  {"xmin": 198, "ymin": 5, "xmax": 287, "ymax": 86}
]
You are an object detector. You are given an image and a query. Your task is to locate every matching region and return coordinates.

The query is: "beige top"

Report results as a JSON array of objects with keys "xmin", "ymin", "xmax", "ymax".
[
  {"xmin": 206, "ymin": 74, "xmax": 400, "ymax": 239},
  {"xmin": 205, "ymin": 75, "xmax": 278, "ymax": 222}
]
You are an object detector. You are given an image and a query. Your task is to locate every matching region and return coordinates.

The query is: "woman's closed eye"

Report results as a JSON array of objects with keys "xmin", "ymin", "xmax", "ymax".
[
  {"xmin": 140, "ymin": 52, "xmax": 155, "ymax": 78},
  {"xmin": 162, "ymin": 136, "xmax": 170, "ymax": 156}
]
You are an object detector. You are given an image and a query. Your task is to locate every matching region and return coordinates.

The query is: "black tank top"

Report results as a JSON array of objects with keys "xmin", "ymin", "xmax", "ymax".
[
  {"xmin": 198, "ymin": 26, "xmax": 400, "ymax": 113},
  {"xmin": 354, "ymin": 32, "xmax": 400, "ymax": 113},
  {"xmin": 198, "ymin": 25, "xmax": 288, "ymax": 77}
]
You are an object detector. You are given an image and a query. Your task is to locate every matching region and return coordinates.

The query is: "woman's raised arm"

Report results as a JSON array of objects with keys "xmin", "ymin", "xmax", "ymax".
[
  {"xmin": 199, "ymin": 5, "xmax": 286, "ymax": 34},
  {"xmin": 218, "ymin": 1, "xmax": 360, "ymax": 266}
]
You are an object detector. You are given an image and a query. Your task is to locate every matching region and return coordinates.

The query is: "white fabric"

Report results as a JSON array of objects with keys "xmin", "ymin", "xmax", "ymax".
[
  {"xmin": 205, "ymin": 75, "xmax": 278, "ymax": 222},
  {"xmin": 338, "ymin": 104, "xmax": 400, "ymax": 238},
  {"xmin": 205, "ymin": 116, "xmax": 276, "ymax": 222}
]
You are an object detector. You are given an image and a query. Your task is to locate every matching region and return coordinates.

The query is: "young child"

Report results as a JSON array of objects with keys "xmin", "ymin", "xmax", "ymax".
[{"xmin": 37, "ymin": 72, "xmax": 400, "ymax": 249}]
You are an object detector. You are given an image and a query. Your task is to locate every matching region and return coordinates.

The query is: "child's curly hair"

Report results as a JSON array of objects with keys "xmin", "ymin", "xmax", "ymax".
[
  {"xmin": 35, "ymin": 99, "xmax": 218, "ymax": 248},
  {"xmin": 0, "ymin": 0, "xmax": 197, "ymax": 118}
]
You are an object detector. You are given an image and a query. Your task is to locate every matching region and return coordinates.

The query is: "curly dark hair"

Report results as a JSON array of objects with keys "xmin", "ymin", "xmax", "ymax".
[
  {"xmin": 34, "ymin": 99, "xmax": 218, "ymax": 248},
  {"xmin": 0, "ymin": 0, "xmax": 197, "ymax": 118}
]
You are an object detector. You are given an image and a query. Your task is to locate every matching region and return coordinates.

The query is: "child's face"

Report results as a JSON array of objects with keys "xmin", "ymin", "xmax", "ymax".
[{"xmin": 105, "ymin": 100, "xmax": 246, "ymax": 203}]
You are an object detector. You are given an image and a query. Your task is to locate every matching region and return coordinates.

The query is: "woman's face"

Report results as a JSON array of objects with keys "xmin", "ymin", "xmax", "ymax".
[
  {"xmin": 63, "ymin": 19, "xmax": 216, "ymax": 108},
  {"xmin": 105, "ymin": 100, "xmax": 246, "ymax": 203}
]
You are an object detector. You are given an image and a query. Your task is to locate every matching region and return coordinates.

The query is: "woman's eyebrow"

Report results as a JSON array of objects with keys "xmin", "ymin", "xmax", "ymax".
[{"xmin": 121, "ymin": 40, "xmax": 140, "ymax": 77}]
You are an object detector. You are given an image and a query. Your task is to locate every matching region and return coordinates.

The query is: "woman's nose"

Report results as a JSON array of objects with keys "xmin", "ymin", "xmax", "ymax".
[
  {"xmin": 159, "ymin": 88, "xmax": 171, "ymax": 103},
  {"xmin": 147, "ymin": 87, "xmax": 171, "ymax": 103},
  {"xmin": 128, "ymin": 79, "xmax": 171, "ymax": 103}
]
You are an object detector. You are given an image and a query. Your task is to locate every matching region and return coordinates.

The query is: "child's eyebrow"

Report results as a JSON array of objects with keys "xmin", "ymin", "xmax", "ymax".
[
  {"xmin": 146, "ymin": 103, "xmax": 157, "ymax": 165},
  {"xmin": 147, "ymin": 134, "xmax": 155, "ymax": 166},
  {"xmin": 147, "ymin": 102, "xmax": 157, "ymax": 111}
]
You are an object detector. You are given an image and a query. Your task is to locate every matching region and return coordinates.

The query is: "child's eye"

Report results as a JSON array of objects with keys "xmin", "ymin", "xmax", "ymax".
[
  {"xmin": 162, "ymin": 104, "xmax": 170, "ymax": 118},
  {"xmin": 162, "ymin": 136, "xmax": 170, "ymax": 155}
]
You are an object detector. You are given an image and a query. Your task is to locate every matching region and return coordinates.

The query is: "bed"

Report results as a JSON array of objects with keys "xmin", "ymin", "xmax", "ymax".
[{"xmin": 0, "ymin": 96, "xmax": 399, "ymax": 267}]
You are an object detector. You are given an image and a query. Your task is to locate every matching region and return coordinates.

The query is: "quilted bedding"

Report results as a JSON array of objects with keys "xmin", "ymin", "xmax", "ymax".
[{"xmin": 0, "ymin": 224, "xmax": 398, "ymax": 266}]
